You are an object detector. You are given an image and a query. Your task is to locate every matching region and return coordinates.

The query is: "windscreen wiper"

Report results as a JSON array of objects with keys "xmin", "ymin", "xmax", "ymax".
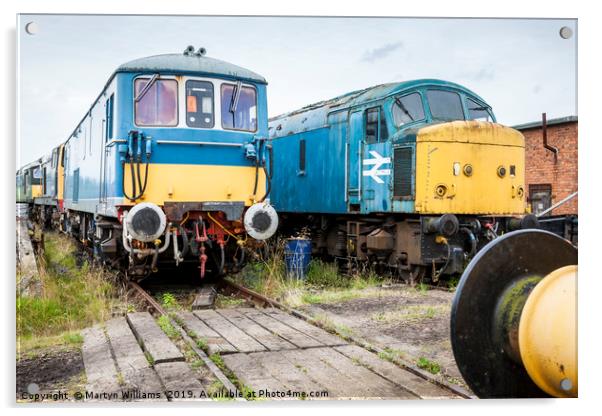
[
  {"xmin": 395, "ymin": 98, "xmax": 415, "ymax": 121},
  {"xmin": 230, "ymin": 80, "xmax": 242, "ymax": 113},
  {"xmin": 468, "ymin": 106, "xmax": 490, "ymax": 111},
  {"xmin": 134, "ymin": 73, "xmax": 160, "ymax": 102}
]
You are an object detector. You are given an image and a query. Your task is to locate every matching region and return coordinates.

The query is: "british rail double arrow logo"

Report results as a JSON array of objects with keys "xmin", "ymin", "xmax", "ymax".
[{"xmin": 362, "ymin": 151, "xmax": 391, "ymax": 184}]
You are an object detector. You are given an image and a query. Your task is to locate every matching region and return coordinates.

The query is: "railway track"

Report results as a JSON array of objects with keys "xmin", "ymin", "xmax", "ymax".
[
  {"xmin": 218, "ymin": 279, "xmax": 473, "ymax": 399},
  {"xmin": 107, "ymin": 278, "xmax": 470, "ymax": 400},
  {"xmin": 126, "ymin": 281, "xmax": 241, "ymax": 398},
  {"xmin": 29, "ymin": 227, "xmax": 471, "ymax": 400}
]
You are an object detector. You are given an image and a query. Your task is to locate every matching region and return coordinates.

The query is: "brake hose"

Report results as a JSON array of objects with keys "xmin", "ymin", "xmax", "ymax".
[
  {"xmin": 122, "ymin": 133, "xmax": 150, "ymax": 201},
  {"xmin": 258, "ymin": 144, "xmax": 273, "ymax": 203}
]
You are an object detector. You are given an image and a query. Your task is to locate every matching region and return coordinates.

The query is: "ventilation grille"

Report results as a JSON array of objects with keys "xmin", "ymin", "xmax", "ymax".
[{"xmin": 393, "ymin": 147, "xmax": 413, "ymax": 197}]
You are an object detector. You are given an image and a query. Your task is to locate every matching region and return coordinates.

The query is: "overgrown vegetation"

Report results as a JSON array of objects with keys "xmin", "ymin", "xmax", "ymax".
[
  {"xmin": 157, "ymin": 315, "xmax": 179, "ymax": 340},
  {"xmin": 416, "ymin": 357, "xmax": 441, "ymax": 374},
  {"xmin": 17, "ymin": 232, "xmax": 117, "ymax": 353},
  {"xmin": 231, "ymin": 239, "xmax": 390, "ymax": 307},
  {"xmin": 377, "ymin": 347, "xmax": 407, "ymax": 363},
  {"xmin": 161, "ymin": 292, "xmax": 179, "ymax": 310},
  {"xmin": 209, "ymin": 353, "xmax": 254, "ymax": 400},
  {"xmin": 371, "ymin": 304, "xmax": 445, "ymax": 324}
]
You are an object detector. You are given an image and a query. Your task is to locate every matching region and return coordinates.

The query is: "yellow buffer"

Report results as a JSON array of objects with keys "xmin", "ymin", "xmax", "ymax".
[
  {"xmin": 123, "ymin": 163, "xmax": 266, "ymax": 206},
  {"xmin": 519, "ymin": 265, "xmax": 578, "ymax": 398},
  {"xmin": 414, "ymin": 120, "xmax": 527, "ymax": 215}
]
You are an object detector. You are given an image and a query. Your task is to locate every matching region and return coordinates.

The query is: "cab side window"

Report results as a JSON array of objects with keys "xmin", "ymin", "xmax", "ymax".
[{"xmin": 365, "ymin": 106, "xmax": 388, "ymax": 144}]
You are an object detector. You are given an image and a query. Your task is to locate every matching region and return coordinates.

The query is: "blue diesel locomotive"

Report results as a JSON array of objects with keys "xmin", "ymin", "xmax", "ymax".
[
  {"xmin": 19, "ymin": 47, "xmax": 278, "ymax": 279},
  {"xmin": 269, "ymin": 80, "xmax": 537, "ymax": 282}
]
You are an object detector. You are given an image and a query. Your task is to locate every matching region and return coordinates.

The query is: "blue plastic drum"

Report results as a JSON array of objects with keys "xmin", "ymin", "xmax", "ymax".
[{"xmin": 284, "ymin": 238, "xmax": 312, "ymax": 279}]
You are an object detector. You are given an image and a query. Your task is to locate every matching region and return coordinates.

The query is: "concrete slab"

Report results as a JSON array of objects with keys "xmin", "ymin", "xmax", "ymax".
[
  {"xmin": 217, "ymin": 309, "xmax": 296, "ymax": 351},
  {"xmin": 221, "ymin": 353, "xmax": 289, "ymax": 399},
  {"xmin": 248, "ymin": 351, "xmax": 328, "ymax": 399},
  {"xmin": 279, "ymin": 348, "xmax": 358, "ymax": 399},
  {"xmin": 312, "ymin": 347, "xmax": 413, "ymax": 399},
  {"xmin": 105, "ymin": 317, "xmax": 165, "ymax": 401},
  {"xmin": 334, "ymin": 344, "xmax": 456, "ymax": 399},
  {"xmin": 263, "ymin": 308, "xmax": 347, "ymax": 346},
  {"xmin": 81, "ymin": 325, "xmax": 121, "ymax": 395},
  {"xmin": 194, "ymin": 309, "xmax": 266, "ymax": 353},
  {"xmin": 177, "ymin": 311, "xmax": 237, "ymax": 355},
  {"xmin": 154, "ymin": 361, "xmax": 209, "ymax": 402},
  {"xmin": 191, "ymin": 285, "xmax": 217, "ymax": 310},
  {"xmin": 240, "ymin": 308, "xmax": 323, "ymax": 349},
  {"xmin": 126, "ymin": 312, "xmax": 184, "ymax": 364}
]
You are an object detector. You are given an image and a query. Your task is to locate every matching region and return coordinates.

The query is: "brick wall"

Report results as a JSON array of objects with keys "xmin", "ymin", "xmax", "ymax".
[{"xmin": 520, "ymin": 121, "xmax": 578, "ymax": 215}]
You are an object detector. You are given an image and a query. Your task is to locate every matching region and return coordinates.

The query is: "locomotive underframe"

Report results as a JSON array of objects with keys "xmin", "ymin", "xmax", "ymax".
[
  {"xmin": 279, "ymin": 212, "xmax": 533, "ymax": 282},
  {"xmin": 29, "ymin": 201, "xmax": 253, "ymax": 281}
]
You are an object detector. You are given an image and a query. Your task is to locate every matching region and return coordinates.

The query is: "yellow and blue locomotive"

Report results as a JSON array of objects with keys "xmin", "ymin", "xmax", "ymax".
[
  {"xmin": 269, "ymin": 80, "xmax": 537, "ymax": 281},
  {"xmin": 18, "ymin": 47, "xmax": 278, "ymax": 279}
]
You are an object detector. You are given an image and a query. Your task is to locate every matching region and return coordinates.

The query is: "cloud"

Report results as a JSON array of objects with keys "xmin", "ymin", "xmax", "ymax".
[
  {"xmin": 473, "ymin": 67, "xmax": 495, "ymax": 81},
  {"xmin": 454, "ymin": 66, "xmax": 496, "ymax": 83},
  {"xmin": 360, "ymin": 42, "xmax": 403, "ymax": 63},
  {"xmin": 533, "ymin": 84, "xmax": 542, "ymax": 94}
]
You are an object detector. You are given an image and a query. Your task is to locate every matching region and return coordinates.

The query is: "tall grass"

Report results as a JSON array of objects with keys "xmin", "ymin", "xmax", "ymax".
[
  {"xmin": 17, "ymin": 232, "xmax": 116, "ymax": 342},
  {"xmin": 233, "ymin": 238, "xmax": 388, "ymax": 307},
  {"xmin": 235, "ymin": 239, "xmax": 305, "ymax": 304}
]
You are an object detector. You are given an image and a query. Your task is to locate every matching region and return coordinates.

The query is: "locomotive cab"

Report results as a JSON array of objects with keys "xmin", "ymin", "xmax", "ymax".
[
  {"xmin": 57, "ymin": 47, "xmax": 278, "ymax": 279},
  {"xmin": 270, "ymin": 79, "xmax": 536, "ymax": 282}
]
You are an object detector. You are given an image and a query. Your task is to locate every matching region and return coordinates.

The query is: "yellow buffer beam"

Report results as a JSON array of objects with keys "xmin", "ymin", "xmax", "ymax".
[
  {"xmin": 123, "ymin": 163, "xmax": 266, "ymax": 206},
  {"xmin": 415, "ymin": 121, "xmax": 527, "ymax": 215}
]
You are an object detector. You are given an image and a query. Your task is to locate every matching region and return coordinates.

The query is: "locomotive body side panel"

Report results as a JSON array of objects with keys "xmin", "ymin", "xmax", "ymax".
[{"xmin": 271, "ymin": 125, "xmax": 346, "ymax": 214}]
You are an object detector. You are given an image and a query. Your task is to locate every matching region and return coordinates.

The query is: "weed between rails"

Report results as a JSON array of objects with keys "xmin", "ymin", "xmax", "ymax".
[{"xmin": 231, "ymin": 238, "xmax": 389, "ymax": 307}]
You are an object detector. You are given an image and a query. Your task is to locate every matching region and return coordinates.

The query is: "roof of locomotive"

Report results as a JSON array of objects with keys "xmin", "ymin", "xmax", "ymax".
[
  {"xmin": 268, "ymin": 79, "xmax": 489, "ymax": 139},
  {"xmin": 116, "ymin": 53, "xmax": 267, "ymax": 84}
]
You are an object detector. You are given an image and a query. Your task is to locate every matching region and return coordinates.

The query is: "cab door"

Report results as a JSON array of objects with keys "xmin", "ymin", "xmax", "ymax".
[
  {"xmin": 346, "ymin": 110, "xmax": 363, "ymax": 209},
  {"xmin": 361, "ymin": 106, "xmax": 391, "ymax": 213}
]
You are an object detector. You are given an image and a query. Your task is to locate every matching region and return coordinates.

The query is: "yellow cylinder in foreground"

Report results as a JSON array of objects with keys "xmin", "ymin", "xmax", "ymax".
[{"xmin": 519, "ymin": 265, "xmax": 578, "ymax": 397}]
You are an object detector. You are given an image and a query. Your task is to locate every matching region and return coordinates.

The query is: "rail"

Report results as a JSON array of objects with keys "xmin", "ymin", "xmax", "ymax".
[
  {"xmin": 128, "ymin": 282, "xmax": 242, "ymax": 398},
  {"xmin": 220, "ymin": 278, "xmax": 473, "ymax": 399}
]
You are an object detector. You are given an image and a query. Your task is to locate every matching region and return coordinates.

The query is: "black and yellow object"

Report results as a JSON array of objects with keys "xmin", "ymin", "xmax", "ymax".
[{"xmin": 451, "ymin": 229, "xmax": 577, "ymax": 398}]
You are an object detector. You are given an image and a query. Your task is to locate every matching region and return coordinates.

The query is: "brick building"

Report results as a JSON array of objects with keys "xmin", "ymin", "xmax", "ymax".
[{"xmin": 513, "ymin": 116, "xmax": 578, "ymax": 216}]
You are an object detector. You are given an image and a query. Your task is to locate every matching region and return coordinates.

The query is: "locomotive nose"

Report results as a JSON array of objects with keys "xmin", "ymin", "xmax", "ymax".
[
  {"xmin": 125, "ymin": 202, "xmax": 167, "ymax": 242},
  {"xmin": 244, "ymin": 202, "xmax": 278, "ymax": 240}
]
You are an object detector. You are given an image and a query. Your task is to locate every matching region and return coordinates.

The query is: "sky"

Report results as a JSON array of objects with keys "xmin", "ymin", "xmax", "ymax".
[{"xmin": 17, "ymin": 15, "xmax": 577, "ymax": 166}]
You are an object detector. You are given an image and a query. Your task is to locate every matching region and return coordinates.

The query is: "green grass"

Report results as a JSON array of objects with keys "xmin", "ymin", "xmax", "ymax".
[
  {"xmin": 161, "ymin": 292, "xmax": 179, "ymax": 310},
  {"xmin": 214, "ymin": 294, "xmax": 246, "ymax": 309},
  {"xmin": 209, "ymin": 353, "xmax": 256, "ymax": 400},
  {"xmin": 195, "ymin": 337, "xmax": 208, "ymax": 351},
  {"xmin": 231, "ymin": 239, "xmax": 389, "ymax": 307},
  {"xmin": 306, "ymin": 259, "xmax": 348, "ymax": 287},
  {"xmin": 377, "ymin": 347, "xmax": 407, "ymax": 363},
  {"xmin": 417, "ymin": 357, "xmax": 441, "ymax": 374},
  {"xmin": 18, "ymin": 330, "xmax": 84, "ymax": 358},
  {"xmin": 371, "ymin": 304, "xmax": 445, "ymax": 323},
  {"xmin": 447, "ymin": 275, "xmax": 460, "ymax": 291},
  {"xmin": 157, "ymin": 315, "xmax": 179, "ymax": 340},
  {"xmin": 17, "ymin": 232, "xmax": 116, "ymax": 349}
]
